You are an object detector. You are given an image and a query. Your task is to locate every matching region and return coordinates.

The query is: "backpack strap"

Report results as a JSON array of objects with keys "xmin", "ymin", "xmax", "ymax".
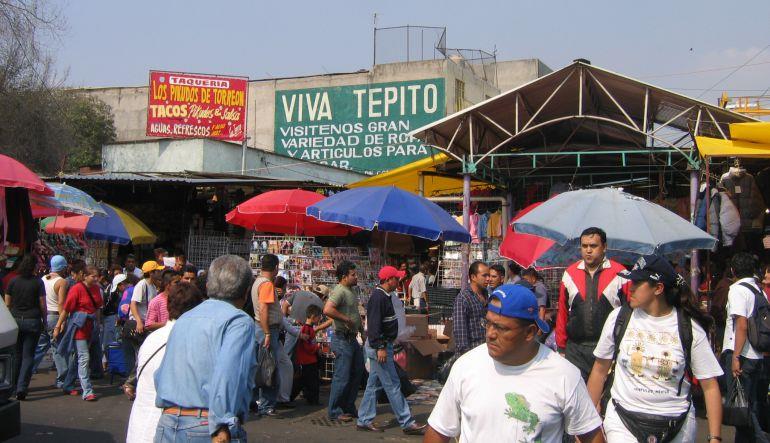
[
  {"xmin": 675, "ymin": 308, "xmax": 693, "ymax": 397},
  {"xmin": 738, "ymin": 281, "xmax": 765, "ymax": 316},
  {"xmin": 611, "ymin": 304, "xmax": 633, "ymax": 364}
]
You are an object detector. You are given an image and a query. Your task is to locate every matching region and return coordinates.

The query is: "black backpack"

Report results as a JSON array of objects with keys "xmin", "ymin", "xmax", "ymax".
[
  {"xmin": 611, "ymin": 304, "xmax": 693, "ymax": 396},
  {"xmin": 738, "ymin": 282, "xmax": 770, "ymax": 352}
]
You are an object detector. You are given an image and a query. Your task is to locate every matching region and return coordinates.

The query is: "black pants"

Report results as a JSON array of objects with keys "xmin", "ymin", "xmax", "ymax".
[
  {"xmin": 565, "ymin": 341, "xmax": 597, "ymax": 382},
  {"xmin": 721, "ymin": 351, "xmax": 770, "ymax": 441},
  {"xmin": 13, "ymin": 317, "xmax": 42, "ymax": 394},
  {"xmin": 292, "ymin": 362, "xmax": 319, "ymax": 404}
]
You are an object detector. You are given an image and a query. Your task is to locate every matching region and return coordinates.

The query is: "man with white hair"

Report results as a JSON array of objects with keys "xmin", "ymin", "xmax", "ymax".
[{"xmin": 153, "ymin": 255, "xmax": 256, "ymax": 442}]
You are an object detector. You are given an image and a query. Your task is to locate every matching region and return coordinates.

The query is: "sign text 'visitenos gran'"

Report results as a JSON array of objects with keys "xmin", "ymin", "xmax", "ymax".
[
  {"xmin": 146, "ymin": 70, "xmax": 248, "ymax": 142},
  {"xmin": 274, "ymin": 78, "xmax": 445, "ymax": 174}
]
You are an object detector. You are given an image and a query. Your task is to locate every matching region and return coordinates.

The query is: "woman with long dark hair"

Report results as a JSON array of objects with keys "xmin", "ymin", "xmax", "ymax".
[
  {"xmin": 4, "ymin": 255, "xmax": 45, "ymax": 400},
  {"xmin": 586, "ymin": 255, "xmax": 723, "ymax": 443}
]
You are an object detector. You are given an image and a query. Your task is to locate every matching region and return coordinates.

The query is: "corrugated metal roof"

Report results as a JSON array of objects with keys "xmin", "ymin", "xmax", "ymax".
[{"xmin": 48, "ymin": 171, "xmax": 334, "ymax": 188}]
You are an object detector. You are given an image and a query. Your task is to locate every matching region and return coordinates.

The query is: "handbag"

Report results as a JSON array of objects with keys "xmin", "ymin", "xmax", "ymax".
[
  {"xmin": 612, "ymin": 399, "xmax": 690, "ymax": 443},
  {"xmin": 723, "ymin": 377, "xmax": 750, "ymax": 427}
]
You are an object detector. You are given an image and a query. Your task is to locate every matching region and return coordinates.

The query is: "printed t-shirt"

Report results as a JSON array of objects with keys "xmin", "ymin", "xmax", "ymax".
[{"xmin": 594, "ymin": 307, "xmax": 723, "ymax": 416}]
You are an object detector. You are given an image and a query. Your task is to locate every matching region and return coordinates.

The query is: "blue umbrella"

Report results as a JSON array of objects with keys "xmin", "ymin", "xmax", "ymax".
[
  {"xmin": 30, "ymin": 182, "xmax": 107, "ymax": 217},
  {"xmin": 513, "ymin": 188, "xmax": 716, "ymax": 255},
  {"xmin": 306, "ymin": 186, "xmax": 471, "ymax": 243}
]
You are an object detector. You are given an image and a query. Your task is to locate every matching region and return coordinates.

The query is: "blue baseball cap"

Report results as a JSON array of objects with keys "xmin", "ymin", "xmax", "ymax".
[
  {"xmin": 488, "ymin": 284, "xmax": 550, "ymax": 334},
  {"xmin": 50, "ymin": 255, "xmax": 67, "ymax": 273}
]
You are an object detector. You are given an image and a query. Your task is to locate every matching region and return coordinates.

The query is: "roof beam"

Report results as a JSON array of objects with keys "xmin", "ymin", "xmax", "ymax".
[
  {"xmin": 705, "ymin": 108, "xmax": 728, "ymax": 140},
  {"xmin": 587, "ymin": 70, "xmax": 639, "ymax": 131},
  {"xmin": 520, "ymin": 70, "xmax": 575, "ymax": 133}
]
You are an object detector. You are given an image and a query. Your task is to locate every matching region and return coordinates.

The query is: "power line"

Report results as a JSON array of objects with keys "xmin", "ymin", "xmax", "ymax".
[
  {"xmin": 697, "ymin": 45, "xmax": 770, "ymax": 99},
  {"xmin": 641, "ymin": 60, "xmax": 770, "ymax": 79}
]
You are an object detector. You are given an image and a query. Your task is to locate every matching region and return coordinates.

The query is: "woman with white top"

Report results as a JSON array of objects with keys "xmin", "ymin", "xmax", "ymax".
[
  {"xmin": 126, "ymin": 281, "xmax": 203, "ymax": 443},
  {"xmin": 587, "ymin": 255, "xmax": 723, "ymax": 443}
]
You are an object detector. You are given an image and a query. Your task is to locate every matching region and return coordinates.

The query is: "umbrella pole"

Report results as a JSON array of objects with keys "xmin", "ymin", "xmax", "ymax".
[
  {"xmin": 108, "ymin": 242, "xmax": 112, "ymax": 266},
  {"xmin": 689, "ymin": 170, "xmax": 700, "ymax": 290},
  {"xmin": 384, "ymin": 231, "xmax": 389, "ymax": 254},
  {"xmin": 461, "ymin": 173, "xmax": 471, "ymax": 291}
]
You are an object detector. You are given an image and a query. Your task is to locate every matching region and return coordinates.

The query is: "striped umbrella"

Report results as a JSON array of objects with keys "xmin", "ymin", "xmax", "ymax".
[
  {"xmin": 44, "ymin": 203, "xmax": 156, "ymax": 245},
  {"xmin": 30, "ymin": 183, "xmax": 107, "ymax": 218}
]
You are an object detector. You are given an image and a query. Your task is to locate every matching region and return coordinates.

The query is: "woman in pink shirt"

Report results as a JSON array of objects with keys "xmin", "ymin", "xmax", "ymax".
[{"xmin": 145, "ymin": 271, "xmax": 180, "ymax": 332}]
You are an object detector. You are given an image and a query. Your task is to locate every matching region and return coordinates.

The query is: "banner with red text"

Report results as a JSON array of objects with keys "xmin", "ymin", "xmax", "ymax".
[{"xmin": 146, "ymin": 71, "xmax": 248, "ymax": 142}]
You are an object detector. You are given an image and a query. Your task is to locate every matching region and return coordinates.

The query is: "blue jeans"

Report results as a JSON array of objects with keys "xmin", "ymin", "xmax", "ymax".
[
  {"xmin": 32, "ymin": 313, "xmax": 69, "ymax": 387},
  {"xmin": 101, "ymin": 314, "xmax": 118, "ymax": 355},
  {"xmin": 63, "ymin": 339, "xmax": 93, "ymax": 398},
  {"xmin": 357, "ymin": 343, "xmax": 414, "ymax": 428},
  {"xmin": 255, "ymin": 325, "xmax": 281, "ymax": 414},
  {"xmin": 154, "ymin": 413, "xmax": 246, "ymax": 442},
  {"xmin": 328, "ymin": 334, "xmax": 364, "ymax": 419},
  {"xmin": 13, "ymin": 317, "xmax": 42, "ymax": 394}
]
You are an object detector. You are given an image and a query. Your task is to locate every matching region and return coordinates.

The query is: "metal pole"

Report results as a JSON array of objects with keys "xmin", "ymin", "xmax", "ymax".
[
  {"xmin": 461, "ymin": 171, "xmax": 471, "ymax": 291},
  {"xmin": 690, "ymin": 170, "xmax": 700, "ymax": 291},
  {"xmin": 241, "ymin": 137, "xmax": 247, "ymax": 175},
  {"xmin": 418, "ymin": 173, "xmax": 425, "ymax": 197}
]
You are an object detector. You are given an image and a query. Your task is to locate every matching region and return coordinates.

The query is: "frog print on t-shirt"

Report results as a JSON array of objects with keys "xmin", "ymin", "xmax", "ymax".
[{"xmin": 504, "ymin": 392, "xmax": 542, "ymax": 443}]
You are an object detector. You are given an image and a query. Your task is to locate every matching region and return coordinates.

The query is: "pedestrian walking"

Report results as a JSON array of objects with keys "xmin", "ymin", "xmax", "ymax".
[
  {"xmin": 5, "ymin": 255, "xmax": 46, "ymax": 400},
  {"xmin": 102, "ymin": 274, "xmax": 128, "ymax": 371},
  {"xmin": 55, "ymin": 264, "xmax": 103, "ymax": 401},
  {"xmin": 452, "ymin": 261, "xmax": 490, "ymax": 355},
  {"xmin": 556, "ymin": 227, "xmax": 629, "ymax": 380},
  {"xmin": 356, "ymin": 266, "xmax": 427, "ymax": 435},
  {"xmin": 126, "ymin": 282, "xmax": 203, "ymax": 443},
  {"xmin": 587, "ymin": 255, "xmax": 723, "ymax": 443},
  {"xmin": 252, "ymin": 254, "xmax": 283, "ymax": 416},
  {"xmin": 32, "ymin": 255, "xmax": 69, "ymax": 385},
  {"xmin": 425, "ymin": 284, "xmax": 604, "ymax": 442},
  {"xmin": 291, "ymin": 304, "xmax": 323, "ymax": 405},
  {"xmin": 154, "ymin": 255, "xmax": 256, "ymax": 442},
  {"xmin": 323, "ymin": 260, "xmax": 364, "ymax": 422}
]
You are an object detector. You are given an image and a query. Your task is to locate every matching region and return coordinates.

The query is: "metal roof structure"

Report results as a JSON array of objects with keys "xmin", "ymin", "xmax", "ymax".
[
  {"xmin": 411, "ymin": 60, "xmax": 757, "ymax": 190},
  {"xmin": 48, "ymin": 171, "xmax": 339, "ymax": 189}
]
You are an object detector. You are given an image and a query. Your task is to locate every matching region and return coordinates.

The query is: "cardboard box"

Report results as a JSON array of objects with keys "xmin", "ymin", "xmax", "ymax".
[
  {"xmin": 406, "ymin": 314, "xmax": 429, "ymax": 338},
  {"xmin": 405, "ymin": 338, "xmax": 443, "ymax": 379},
  {"xmin": 443, "ymin": 319, "xmax": 454, "ymax": 351}
]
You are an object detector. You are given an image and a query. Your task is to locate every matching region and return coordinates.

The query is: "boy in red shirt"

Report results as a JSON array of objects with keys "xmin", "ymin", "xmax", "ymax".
[{"xmin": 293, "ymin": 304, "xmax": 322, "ymax": 405}]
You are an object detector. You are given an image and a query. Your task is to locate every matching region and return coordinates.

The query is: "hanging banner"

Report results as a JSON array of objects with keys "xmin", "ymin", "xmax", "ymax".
[
  {"xmin": 146, "ymin": 70, "xmax": 248, "ymax": 142},
  {"xmin": 274, "ymin": 78, "xmax": 445, "ymax": 174}
]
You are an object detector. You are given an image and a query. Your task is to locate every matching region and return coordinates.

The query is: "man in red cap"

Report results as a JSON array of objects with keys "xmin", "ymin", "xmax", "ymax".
[{"xmin": 355, "ymin": 266, "xmax": 427, "ymax": 435}]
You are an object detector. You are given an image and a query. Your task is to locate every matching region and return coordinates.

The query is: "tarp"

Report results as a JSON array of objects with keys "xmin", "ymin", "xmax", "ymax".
[
  {"xmin": 696, "ymin": 122, "xmax": 770, "ymax": 158},
  {"xmin": 347, "ymin": 153, "xmax": 491, "ymax": 196}
]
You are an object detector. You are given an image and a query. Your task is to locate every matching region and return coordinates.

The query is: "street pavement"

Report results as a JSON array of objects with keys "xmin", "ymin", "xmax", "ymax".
[{"xmin": 9, "ymin": 367, "xmax": 735, "ymax": 442}]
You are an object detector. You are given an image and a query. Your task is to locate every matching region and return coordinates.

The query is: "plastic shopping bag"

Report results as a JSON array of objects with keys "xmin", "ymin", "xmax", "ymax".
[
  {"xmin": 723, "ymin": 378, "xmax": 750, "ymax": 427},
  {"xmin": 255, "ymin": 347, "xmax": 277, "ymax": 388}
]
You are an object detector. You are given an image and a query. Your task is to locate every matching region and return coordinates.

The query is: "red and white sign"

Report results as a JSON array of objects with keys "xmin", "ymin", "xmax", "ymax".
[{"xmin": 146, "ymin": 70, "xmax": 248, "ymax": 142}]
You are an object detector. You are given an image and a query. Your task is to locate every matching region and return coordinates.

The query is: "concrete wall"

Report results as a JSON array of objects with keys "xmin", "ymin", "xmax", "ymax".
[
  {"xmin": 103, "ymin": 139, "xmax": 366, "ymax": 185},
  {"xmin": 82, "ymin": 58, "xmax": 549, "ymax": 151}
]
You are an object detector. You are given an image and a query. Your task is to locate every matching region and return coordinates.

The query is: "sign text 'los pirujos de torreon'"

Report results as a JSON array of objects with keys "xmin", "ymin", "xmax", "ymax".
[{"xmin": 146, "ymin": 70, "xmax": 248, "ymax": 142}]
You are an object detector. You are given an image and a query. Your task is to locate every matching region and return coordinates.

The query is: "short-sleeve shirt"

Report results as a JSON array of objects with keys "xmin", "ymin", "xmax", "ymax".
[
  {"xmin": 130, "ymin": 279, "xmax": 158, "ymax": 321},
  {"xmin": 428, "ymin": 344, "xmax": 601, "ymax": 442},
  {"xmin": 146, "ymin": 292, "xmax": 169, "ymax": 326},
  {"xmin": 594, "ymin": 307, "xmax": 723, "ymax": 416},
  {"xmin": 723, "ymin": 278, "xmax": 763, "ymax": 359},
  {"xmin": 63, "ymin": 282, "xmax": 103, "ymax": 340},
  {"xmin": 7, "ymin": 276, "xmax": 44, "ymax": 318},
  {"xmin": 328, "ymin": 284, "xmax": 362, "ymax": 334},
  {"xmin": 252, "ymin": 278, "xmax": 282, "ymax": 326},
  {"xmin": 409, "ymin": 272, "xmax": 427, "ymax": 299}
]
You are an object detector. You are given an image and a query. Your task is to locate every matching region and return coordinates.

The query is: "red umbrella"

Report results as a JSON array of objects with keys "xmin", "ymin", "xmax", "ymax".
[
  {"xmin": 499, "ymin": 202, "xmax": 556, "ymax": 269},
  {"xmin": 0, "ymin": 154, "xmax": 53, "ymax": 195},
  {"xmin": 43, "ymin": 214, "xmax": 89, "ymax": 235},
  {"xmin": 226, "ymin": 189, "xmax": 358, "ymax": 236}
]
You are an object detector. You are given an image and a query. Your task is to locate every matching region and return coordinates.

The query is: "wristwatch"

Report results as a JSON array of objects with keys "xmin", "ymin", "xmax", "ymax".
[{"xmin": 706, "ymin": 436, "xmax": 722, "ymax": 442}]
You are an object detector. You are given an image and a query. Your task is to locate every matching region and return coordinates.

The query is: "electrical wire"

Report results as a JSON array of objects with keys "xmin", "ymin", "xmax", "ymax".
[
  {"xmin": 641, "ymin": 60, "xmax": 770, "ymax": 80},
  {"xmin": 697, "ymin": 44, "xmax": 770, "ymax": 99}
]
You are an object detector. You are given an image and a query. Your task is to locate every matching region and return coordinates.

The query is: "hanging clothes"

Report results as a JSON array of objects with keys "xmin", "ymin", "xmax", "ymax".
[
  {"xmin": 707, "ymin": 189, "xmax": 741, "ymax": 247},
  {"xmin": 721, "ymin": 168, "xmax": 767, "ymax": 232},
  {"xmin": 487, "ymin": 210, "xmax": 502, "ymax": 238},
  {"xmin": 477, "ymin": 212, "xmax": 489, "ymax": 240},
  {"xmin": 470, "ymin": 212, "xmax": 480, "ymax": 244},
  {"xmin": 3, "ymin": 188, "xmax": 36, "ymax": 248}
]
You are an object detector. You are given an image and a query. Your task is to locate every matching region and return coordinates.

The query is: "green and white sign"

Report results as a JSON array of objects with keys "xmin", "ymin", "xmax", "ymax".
[{"xmin": 274, "ymin": 78, "xmax": 445, "ymax": 174}]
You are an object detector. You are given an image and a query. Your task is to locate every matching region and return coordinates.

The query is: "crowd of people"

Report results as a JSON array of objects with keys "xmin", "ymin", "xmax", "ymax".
[{"xmin": 5, "ymin": 224, "xmax": 770, "ymax": 442}]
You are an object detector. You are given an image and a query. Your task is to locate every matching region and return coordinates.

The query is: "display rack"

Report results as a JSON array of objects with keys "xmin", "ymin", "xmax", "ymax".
[
  {"xmin": 439, "ymin": 238, "xmax": 504, "ymax": 288},
  {"xmin": 85, "ymin": 240, "xmax": 117, "ymax": 269}
]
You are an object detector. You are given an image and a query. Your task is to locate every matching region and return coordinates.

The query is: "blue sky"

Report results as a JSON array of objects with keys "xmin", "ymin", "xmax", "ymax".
[{"xmin": 54, "ymin": 0, "xmax": 770, "ymax": 105}]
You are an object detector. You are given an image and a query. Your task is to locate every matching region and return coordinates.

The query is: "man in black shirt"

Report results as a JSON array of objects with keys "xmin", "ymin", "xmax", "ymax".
[{"xmin": 356, "ymin": 266, "xmax": 427, "ymax": 435}]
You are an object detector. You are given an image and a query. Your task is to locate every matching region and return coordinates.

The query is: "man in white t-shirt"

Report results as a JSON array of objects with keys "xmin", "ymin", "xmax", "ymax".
[
  {"xmin": 129, "ymin": 261, "xmax": 163, "ymax": 334},
  {"xmin": 721, "ymin": 252, "xmax": 766, "ymax": 441},
  {"xmin": 425, "ymin": 284, "xmax": 604, "ymax": 443},
  {"xmin": 408, "ymin": 263, "xmax": 428, "ymax": 309}
]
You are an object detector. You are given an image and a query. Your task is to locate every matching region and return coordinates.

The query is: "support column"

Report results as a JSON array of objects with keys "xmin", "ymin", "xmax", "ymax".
[
  {"xmin": 690, "ymin": 170, "xmax": 700, "ymax": 291},
  {"xmin": 461, "ymin": 171, "xmax": 471, "ymax": 291}
]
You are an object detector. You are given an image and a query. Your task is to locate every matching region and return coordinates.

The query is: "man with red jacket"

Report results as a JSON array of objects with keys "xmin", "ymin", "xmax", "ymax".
[{"xmin": 556, "ymin": 227, "xmax": 629, "ymax": 380}]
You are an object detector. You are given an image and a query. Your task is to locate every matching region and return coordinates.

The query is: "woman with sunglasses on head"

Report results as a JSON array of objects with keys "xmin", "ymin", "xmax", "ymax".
[{"xmin": 587, "ymin": 255, "xmax": 723, "ymax": 443}]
